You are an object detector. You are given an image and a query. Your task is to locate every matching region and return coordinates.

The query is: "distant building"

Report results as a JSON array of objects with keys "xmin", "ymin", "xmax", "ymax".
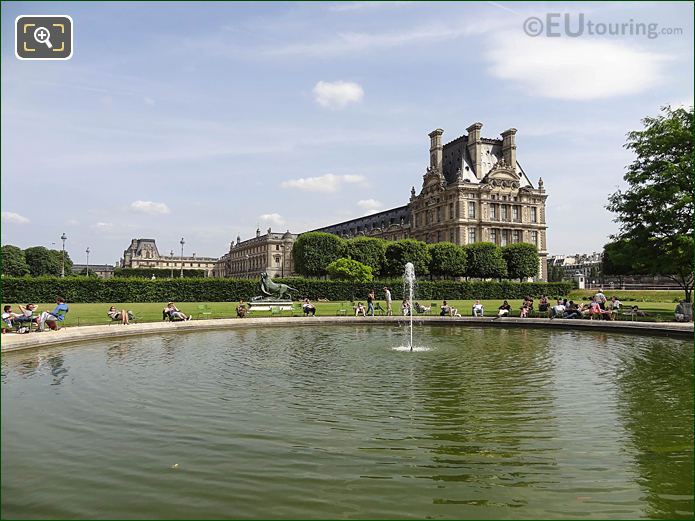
[
  {"xmin": 71, "ymin": 264, "xmax": 115, "ymax": 278},
  {"xmin": 120, "ymin": 238, "xmax": 217, "ymax": 276},
  {"xmin": 548, "ymin": 252, "xmax": 603, "ymax": 280},
  {"xmin": 213, "ymin": 228, "xmax": 297, "ymax": 279},
  {"xmin": 312, "ymin": 124, "xmax": 549, "ymax": 280}
]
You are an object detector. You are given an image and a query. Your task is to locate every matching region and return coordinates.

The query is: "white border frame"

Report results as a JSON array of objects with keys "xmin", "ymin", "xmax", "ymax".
[{"xmin": 15, "ymin": 15, "xmax": 73, "ymax": 61}]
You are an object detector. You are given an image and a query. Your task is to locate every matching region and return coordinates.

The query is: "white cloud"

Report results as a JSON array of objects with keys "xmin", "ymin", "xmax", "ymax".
[
  {"xmin": 485, "ymin": 36, "xmax": 668, "ymax": 100},
  {"xmin": 1, "ymin": 211, "xmax": 30, "ymax": 224},
  {"xmin": 259, "ymin": 213, "xmax": 285, "ymax": 225},
  {"xmin": 281, "ymin": 173, "xmax": 366, "ymax": 193},
  {"xmin": 92, "ymin": 222, "xmax": 114, "ymax": 229},
  {"xmin": 313, "ymin": 81, "xmax": 364, "ymax": 109},
  {"xmin": 357, "ymin": 199, "xmax": 383, "ymax": 215},
  {"xmin": 130, "ymin": 200, "xmax": 171, "ymax": 215}
]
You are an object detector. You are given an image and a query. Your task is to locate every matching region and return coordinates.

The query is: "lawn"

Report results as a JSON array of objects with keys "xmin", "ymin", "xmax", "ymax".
[{"xmin": 2, "ymin": 297, "xmax": 681, "ymax": 327}]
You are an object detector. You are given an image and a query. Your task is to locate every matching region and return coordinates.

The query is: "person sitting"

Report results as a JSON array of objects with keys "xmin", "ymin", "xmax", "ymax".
[
  {"xmin": 37, "ymin": 297, "xmax": 69, "ymax": 331},
  {"xmin": 519, "ymin": 297, "xmax": 533, "ymax": 318},
  {"xmin": 538, "ymin": 294, "xmax": 549, "ymax": 315},
  {"xmin": 15, "ymin": 304, "xmax": 39, "ymax": 327},
  {"xmin": 107, "ymin": 305, "xmax": 133, "ymax": 325},
  {"xmin": 630, "ymin": 305, "xmax": 649, "ymax": 318},
  {"xmin": 549, "ymin": 299, "xmax": 566, "ymax": 319},
  {"xmin": 401, "ymin": 300, "xmax": 411, "ymax": 316},
  {"xmin": 2, "ymin": 305, "xmax": 17, "ymax": 333},
  {"xmin": 610, "ymin": 296, "xmax": 622, "ymax": 312},
  {"xmin": 413, "ymin": 302, "xmax": 430, "ymax": 314},
  {"xmin": 236, "ymin": 300, "xmax": 248, "ymax": 318},
  {"xmin": 440, "ymin": 300, "xmax": 451, "ymax": 317},
  {"xmin": 496, "ymin": 300, "xmax": 511, "ymax": 318},
  {"xmin": 675, "ymin": 301, "xmax": 687, "ymax": 322},
  {"xmin": 303, "ymin": 298, "xmax": 316, "ymax": 316},
  {"xmin": 472, "ymin": 300, "xmax": 484, "ymax": 317},
  {"xmin": 355, "ymin": 302, "xmax": 366, "ymax": 317},
  {"xmin": 163, "ymin": 302, "xmax": 190, "ymax": 321},
  {"xmin": 589, "ymin": 299, "xmax": 612, "ymax": 320},
  {"xmin": 563, "ymin": 301, "xmax": 582, "ymax": 319}
]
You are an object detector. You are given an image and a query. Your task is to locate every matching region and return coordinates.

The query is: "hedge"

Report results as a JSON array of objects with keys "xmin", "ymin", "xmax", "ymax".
[{"xmin": 2, "ymin": 276, "xmax": 574, "ymax": 303}]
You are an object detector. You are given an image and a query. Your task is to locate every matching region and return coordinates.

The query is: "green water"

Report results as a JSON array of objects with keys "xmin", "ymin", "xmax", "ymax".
[{"xmin": 1, "ymin": 326, "xmax": 692, "ymax": 519}]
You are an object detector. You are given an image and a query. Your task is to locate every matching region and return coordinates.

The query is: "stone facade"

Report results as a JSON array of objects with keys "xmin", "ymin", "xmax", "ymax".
[
  {"xmin": 213, "ymin": 228, "xmax": 297, "ymax": 279},
  {"xmin": 120, "ymin": 239, "xmax": 217, "ymax": 276},
  {"xmin": 313, "ymin": 123, "xmax": 549, "ymax": 280}
]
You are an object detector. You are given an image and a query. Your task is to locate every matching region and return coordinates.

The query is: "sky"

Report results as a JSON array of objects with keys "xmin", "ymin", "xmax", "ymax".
[{"xmin": 1, "ymin": 1, "xmax": 693, "ymax": 265}]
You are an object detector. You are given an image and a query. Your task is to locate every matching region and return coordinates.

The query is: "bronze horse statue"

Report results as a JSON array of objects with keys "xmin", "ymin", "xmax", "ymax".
[{"xmin": 260, "ymin": 272, "xmax": 298, "ymax": 300}]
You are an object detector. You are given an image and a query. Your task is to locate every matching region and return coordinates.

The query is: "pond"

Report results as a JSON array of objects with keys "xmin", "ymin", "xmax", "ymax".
[{"xmin": 2, "ymin": 325, "xmax": 692, "ymax": 519}]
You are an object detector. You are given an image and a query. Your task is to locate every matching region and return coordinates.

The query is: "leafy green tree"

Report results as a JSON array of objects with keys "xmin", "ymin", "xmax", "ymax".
[
  {"xmin": 502, "ymin": 243, "xmax": 539, "ymax": 281},
  {"xmin": 464, "ymin": 242, "xmax": 507, "ymax": 280},
  {"xmin": 24, "ymin": 246, "xmax": 62, "ymax": 276},
  {"xmin": 326, "ymin": 257, "xmax": 374, "ymax": 283},
  {"xmin": 292, "ymin": 232, "xmax": 346, "ymax": 277},
  {"xmin": 383, "ymin": 239, "xmax": 431, "ymax": 276},
  {"xmin": 603, "ymin": 240, "xmax": 637, "ymax": 288},
  {"xmin": 1, "ymin": 245, "xmax": 30, "ymax": 276},
  {"xmin": 607, "ymin": 105, "xmax": 693, "ymax": 302},
  {"xmin": 428, "ymin": 242, "xmax": 467, "ymax": 279},
  {"xmin": 344, "ymin": 237, "xmax": 387, "ymax": 275}
]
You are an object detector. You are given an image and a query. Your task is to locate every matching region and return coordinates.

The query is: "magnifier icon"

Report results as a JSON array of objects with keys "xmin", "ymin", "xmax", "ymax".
[{"xmin": 33, "ymin": 26, "xmax": 53, "ymax": 49}]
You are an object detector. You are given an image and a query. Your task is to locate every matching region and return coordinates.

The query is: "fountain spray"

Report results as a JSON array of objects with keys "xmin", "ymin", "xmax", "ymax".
[{"xmin": 403, "ymin": 262, "xmax": 415, "ymax": 351}]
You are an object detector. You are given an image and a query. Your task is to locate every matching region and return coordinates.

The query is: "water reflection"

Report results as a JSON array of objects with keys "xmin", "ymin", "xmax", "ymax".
[{"xmin": 615, "ymin": 338, "xmax": 694, "ymax": 519}]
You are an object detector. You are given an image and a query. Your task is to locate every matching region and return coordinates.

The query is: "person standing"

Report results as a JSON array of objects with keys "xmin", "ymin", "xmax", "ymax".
[
  {"xmin": 367, "ymin": 290, "xmax": 375, "ymax": 317},
  {"xmin": 383, "ymin": 287, "xmax": 393, "ymax": 316}
]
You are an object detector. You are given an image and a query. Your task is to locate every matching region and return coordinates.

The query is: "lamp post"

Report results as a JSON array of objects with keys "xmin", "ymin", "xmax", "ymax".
[
  {"xmin": 60, "ymin": 233, "xmax": 67, "ymax": 277},
  {"xmin": 281, "ymin": 245, "xmax": 285, "ymax": 278},
  {"xmin": 170, "ymin": 250, "xmax": 174, "ymax": 278},
  {"xmin": 245, "ymin": 254, "xmax": 250, "ymax": 279},
  {"xmin": 85, "ymin": 247, "xmax": 90, "ymax": 276},
  {"xmin": 180, "ymin": 238, "xmax": 185, "ymax": 278}
]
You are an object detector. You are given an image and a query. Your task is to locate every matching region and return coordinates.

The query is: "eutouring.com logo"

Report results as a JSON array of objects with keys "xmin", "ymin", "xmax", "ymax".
[{"xmin": 523, "ymin": 13, "xmax": 683, "ymax": 39}]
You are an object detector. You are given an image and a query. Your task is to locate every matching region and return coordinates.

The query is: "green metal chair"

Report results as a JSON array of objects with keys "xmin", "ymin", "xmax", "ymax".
[{"xmin": 197, "ymin": 304, "xmax": 213, "ymax": 320}]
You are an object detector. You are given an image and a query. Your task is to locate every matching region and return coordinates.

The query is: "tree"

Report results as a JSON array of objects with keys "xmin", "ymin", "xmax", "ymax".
[
  {"xmin": 326, "ymin": 258, "xmax": 373, "ymax": 283},
  {"xmin": 428, "ymin": 242, "xmax": 467, "ymax": 279},
  {"xmin": 464, "ymin": 242, "xmax": 507, "ymax": 280},
  {"xmin": 383, "ymin": 239, "xmax": 431, "ymax": 276},
  {"xmin": 292, "ymin": 232, "xmax": 346, "ymax": 277},
  {"xmin": 1, "ymin": 245, "xmax": 30, "ymax": 276},
  {"xmin": 607, "ymin": 105, "xmax": 694, "ymax": 302},
  {"xmin": 502, "ymin": 243, "xmax": 539, "ymax": 281},
  {"xmin": 24, "ymin": 246, "xmax": 61, "ymax": 276},
  {"xmin": 344, "ymin": 237, "xmax": 387, "ymax": 275}
]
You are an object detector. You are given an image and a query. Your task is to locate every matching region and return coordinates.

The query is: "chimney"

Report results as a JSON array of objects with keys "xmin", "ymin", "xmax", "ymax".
[
  {"xmin": 428, "ymin": 128, "xmax": 443, "ymax": 171},
  {"xmin": 501, "ymin": 128, "xmax": 517, "ymax": 169},
  {"xmin": 466, "ymin": 122, "xmax": 483, "ymax": 179}
]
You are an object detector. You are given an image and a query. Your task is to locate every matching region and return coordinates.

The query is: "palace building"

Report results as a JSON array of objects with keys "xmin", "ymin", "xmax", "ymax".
[
  {"xmin": 121, "ymin": 239, "xmax": 218, "ymax": 276},
  {"xmin": 213, "ymin": 228, "xmax": 298, "ymax": 279},
  {"xmin": 312, "ymin": 123, "xmax": 549, "ymax": 280}
]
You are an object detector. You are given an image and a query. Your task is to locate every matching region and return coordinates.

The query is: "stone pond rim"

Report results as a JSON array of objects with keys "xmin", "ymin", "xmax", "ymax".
[{"xmin": 1, "ymin": 316, "xmax": 692, "ymax": 353}]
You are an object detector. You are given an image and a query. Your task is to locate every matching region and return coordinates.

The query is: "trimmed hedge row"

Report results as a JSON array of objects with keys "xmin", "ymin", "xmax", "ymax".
[{"xmin": 2, "ymin": 276, "xmax": 574, "ymax": 303}]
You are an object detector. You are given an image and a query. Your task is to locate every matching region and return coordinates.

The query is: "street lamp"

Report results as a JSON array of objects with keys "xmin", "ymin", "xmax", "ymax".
[
  {"xmin": 281, "ymin": 244, "xmax": 285, "ymax": 278},
  {"xmin": 245, "ymin": 254, "xmax": 250, "ymax": 279},
  {"xmin": 170, "ymin": 250, "xmax": 174, "ymax": 278},
  {"xmin": 60, "ymin": 233, "xmax": 67, "ymax": 277},
  {"xmin": 180, "ymin": 238, "xmax": 185, "ymax": 278},
  {"xmin": 85, "ymin": 247, "xmax": 90, "ymax": 277}
]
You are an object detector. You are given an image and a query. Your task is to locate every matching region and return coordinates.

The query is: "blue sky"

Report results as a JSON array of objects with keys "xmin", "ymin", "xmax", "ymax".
[{"xmin": 2, "ymin": 1, "xmax": 693, "ymax": 265}]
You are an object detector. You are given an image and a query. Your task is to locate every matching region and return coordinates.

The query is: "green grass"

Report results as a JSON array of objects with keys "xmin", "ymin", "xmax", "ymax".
[{"xmin": 2, "ymin": 298, "xmax": 682, "ymax": 327}]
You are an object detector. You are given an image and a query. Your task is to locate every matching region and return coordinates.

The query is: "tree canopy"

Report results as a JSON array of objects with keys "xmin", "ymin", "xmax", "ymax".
[
  {"xmin": 464, "ymin": 242, "xmax": 507, "ymax": 280},
  {"xmin": 326, "ymin": 257, "xmax": 374, "ymax": 283},
  {"xmin": 24, "ymin": 246, "xmax": 73, "ymax": 277},
  {"xmin": 502, "ymin": 243, "xmax": 539, "ymax": 281},
  {"xmin": 383, "ymin": 239, "xmax": 431, "ymax": 276},
  {"xmin": 292, "ymin": 232, "xmax": 346, "ymax": 277},
  {"xmin": 428, "ymin": 242, "xmax": 467, "ymax": 278},
  {"xmin": 607, "ymin": 105, "xmax": 694, "ymax": 301},
  {"xmin": 1, "ymin": 245, "xmax": 30, "ymax": 276},
  {"xmin": 343, "ymin": 237, "xmax": 386, "ymax": 275}
]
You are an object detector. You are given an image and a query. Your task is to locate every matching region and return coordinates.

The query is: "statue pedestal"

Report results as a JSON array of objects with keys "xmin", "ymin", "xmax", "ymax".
[{"xmin": 248, "ymin": 300, "xmax": 294, "ymax": 312}]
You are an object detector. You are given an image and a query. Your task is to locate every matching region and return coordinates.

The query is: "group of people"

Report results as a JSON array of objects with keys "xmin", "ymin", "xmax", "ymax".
[{"xmin": 1, "ymin": 297, "xmax": 69, "ymax": 333}]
